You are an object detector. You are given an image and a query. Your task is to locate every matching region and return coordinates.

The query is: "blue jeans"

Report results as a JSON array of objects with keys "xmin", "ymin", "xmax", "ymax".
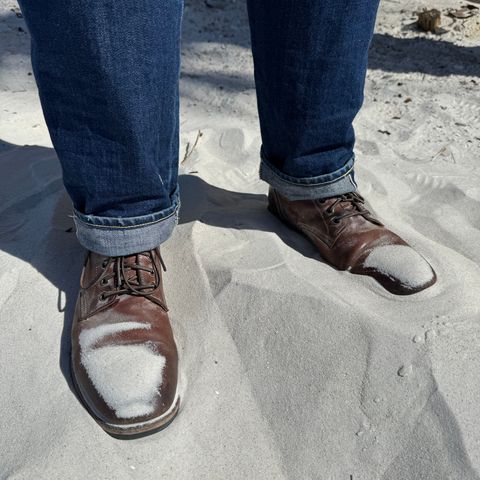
[{"xmin": 19, "ymin": 0, "xmax": 379, "ymax": 256}]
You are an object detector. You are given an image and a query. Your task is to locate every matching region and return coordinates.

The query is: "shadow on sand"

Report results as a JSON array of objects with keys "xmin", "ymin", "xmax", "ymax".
[
  {"xmin": 1, "ymin": 140, "xmax": 479, "ymax": 475},
  {"xmin": 0, "ymin": 140, "xmax": 321, "ymax": 400}
]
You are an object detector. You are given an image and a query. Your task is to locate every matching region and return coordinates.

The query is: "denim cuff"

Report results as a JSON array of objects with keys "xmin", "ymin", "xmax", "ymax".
[
  {"xmin": 259, "ymin": 153, "xmax": 357, "ymax": 201},
  {"xmin": 73, "ymin": 193, "xmax": 180, "ymax": 256}
]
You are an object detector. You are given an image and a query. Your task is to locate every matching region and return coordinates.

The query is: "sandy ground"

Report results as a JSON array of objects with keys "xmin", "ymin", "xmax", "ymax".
[{"xmin": 1, "ymin": 0, "xmax": 480, "ymax": 478}]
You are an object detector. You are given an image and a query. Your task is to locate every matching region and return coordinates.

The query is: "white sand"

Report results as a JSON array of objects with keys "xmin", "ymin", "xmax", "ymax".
[
  {"xmin": 80, "ymin": 322, "xmax": 166, "ymax": 420},
  {"xmin": 1, "ymin": 0, "xmax": 480, "ymax": 478},
  {"xmin": 363, "ymin": 244, "xmax": 434, "ymax": 288}
]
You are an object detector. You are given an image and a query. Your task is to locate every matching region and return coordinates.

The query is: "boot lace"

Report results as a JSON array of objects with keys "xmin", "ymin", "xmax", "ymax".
[
  {"xmin": 322, "ymin": 192, "xmax": 382, "ymax": 226},
  {"xmin": 98, "ymin": 251, "xmax": 168, "ymax": 311}
]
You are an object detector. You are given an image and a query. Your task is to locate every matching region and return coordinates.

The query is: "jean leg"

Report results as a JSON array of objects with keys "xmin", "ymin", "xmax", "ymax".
[
  {"xmin": 18, "ymin": 0, "xmax": 183, "ymax": 255},
  {"xmin": 246, "ymin": 0, "xmax": 380, "ymax": 199}
]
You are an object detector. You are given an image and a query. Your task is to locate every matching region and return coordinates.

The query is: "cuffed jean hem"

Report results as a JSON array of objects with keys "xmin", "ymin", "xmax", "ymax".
[
  {"xmin": 259, "ymin": 153, "xmax": 358, "ymax": 201},
  {"xmin": 73, "ymin": 201, "xmax": 179, "ymax": 257}
]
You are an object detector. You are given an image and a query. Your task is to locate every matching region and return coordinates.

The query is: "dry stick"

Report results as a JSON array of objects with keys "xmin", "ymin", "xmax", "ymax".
[
  {"xmin": 431, "ymin": 145, "xmax": 449, "ymax": 162},
  {"xmin": 182, "ymin": 130, "xmax": 203, "ymax": 163}
]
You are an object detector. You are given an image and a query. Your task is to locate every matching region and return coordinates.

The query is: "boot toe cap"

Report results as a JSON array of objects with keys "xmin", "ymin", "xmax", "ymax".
[
  {"xmin": 358, "ymin": 244, "xmax": 436, "ymax": 294},
  {"xmin": 80, "ymin": 342, "xmax": 167, "ymax": 420},
  {"xmin": 72, "ymin": 321, "xmax": 179, "ymax": 434}
]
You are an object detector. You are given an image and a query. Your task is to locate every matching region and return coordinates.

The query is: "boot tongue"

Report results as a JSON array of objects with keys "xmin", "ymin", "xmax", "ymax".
[
  {"xmin": 338, "ymin": 198, "xmax": 356, "ymax": 212},
  {"xmin": 323, "ymin": 196, "xmax": 355, "ymax": 214},
  {"xmin": 324, "ymin": 195, "xmax": 383, "ymax": 227},
  {"xmin": 120, "ymin": 252, "xmax": 156, "ymax": 289},
  {"xmin": 121, "ymin": 255, "xmax": 140, "ymax": 284}
]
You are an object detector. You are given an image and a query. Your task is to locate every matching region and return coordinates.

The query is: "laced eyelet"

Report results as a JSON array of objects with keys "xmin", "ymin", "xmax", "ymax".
[
  {"xmin": 102, "ymin": 259, "xmax": 109, "ymax": 268},
  {"xmin": 331, "ymin": 217, "xmax": 341, "ymax": 224},
  {"xmin": 326, "ymin": 207, "xmax": 334, "ymax": 215},
  {"xmin": 101, "ymin": 278, "xmax": 108, "ymax": 285},
  {"xmin": 99, "ymin": 293, "xmax": 106, "ymax": 301}
]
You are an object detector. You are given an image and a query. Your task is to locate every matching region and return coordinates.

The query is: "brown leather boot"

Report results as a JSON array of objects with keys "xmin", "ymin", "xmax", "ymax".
[
  {"xmin": 71, "ymin": 248, "xmax": 179, "ymax": 436},
  {"xmin": 268, "ymin": 188, "xmax": 436, "ymax": 295}
]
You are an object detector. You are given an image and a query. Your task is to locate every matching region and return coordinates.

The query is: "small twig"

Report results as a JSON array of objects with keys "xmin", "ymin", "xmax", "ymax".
[
  {"xmin": 431, "ymin": 145, "xmax": 448, "ymax": 162},
  {"xmin": 182, "ymin": 130, "xmax": 203, "ymax": 163}
]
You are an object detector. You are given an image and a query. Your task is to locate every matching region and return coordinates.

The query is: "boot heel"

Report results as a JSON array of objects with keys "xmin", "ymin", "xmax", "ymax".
[
  {"xmin": 267, "ymin": 200, "xmax": 280, "ymax": 218},
  {"xmin": 267, "ymin": 188, "xmax": 282, "ymax": 219},
  {"xmin": 267, "ymin": 188, "xmax": 297, "ymax": 230}
]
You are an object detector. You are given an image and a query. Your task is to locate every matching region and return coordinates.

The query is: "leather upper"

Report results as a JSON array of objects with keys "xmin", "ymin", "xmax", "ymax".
[
  {"xmin": 269, "ymin": 188, "xmax": 436, "ymax": 295},
  {"xmin": 71, "ymin": 248, "xmax": 178, "ymax": 430}
]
